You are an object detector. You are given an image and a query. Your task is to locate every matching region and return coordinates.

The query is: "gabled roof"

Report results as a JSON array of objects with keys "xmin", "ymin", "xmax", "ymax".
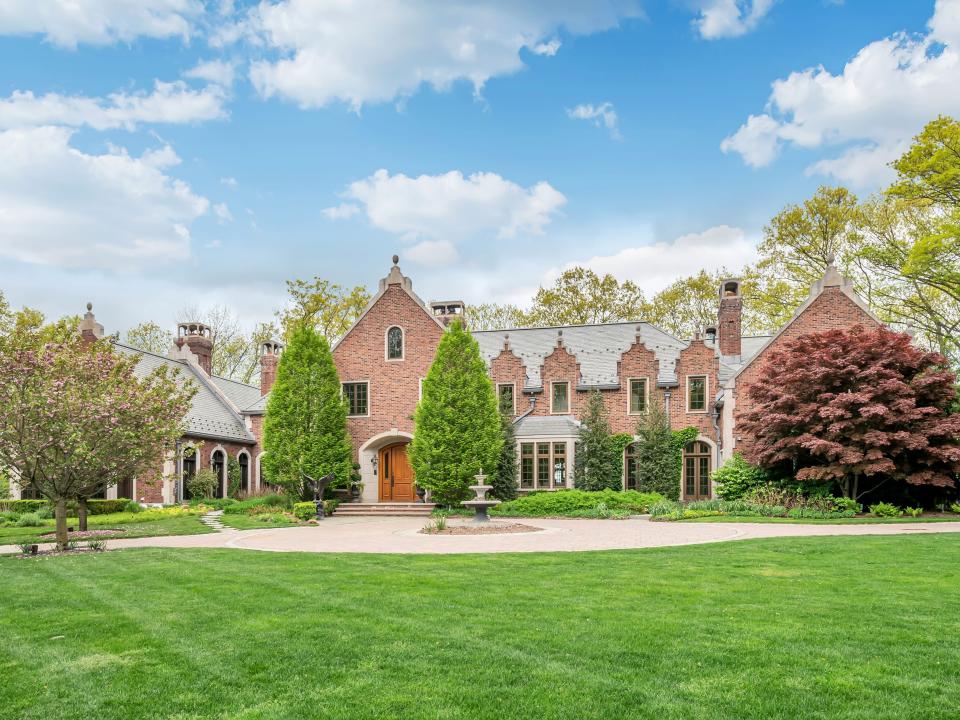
[
  {"xmin": 211, "ymin": 375, "xmax": 262, "ymax": 412},
  {"xmin": 115, "ymin": 343, "xmax": 256, "ymax": 444},
  {"xmin": 474, "ymin": 322, "xmax": 687, "ymax": 389}
]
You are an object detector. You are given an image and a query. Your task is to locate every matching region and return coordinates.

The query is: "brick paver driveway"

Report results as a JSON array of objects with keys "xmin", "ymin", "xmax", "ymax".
[{"xmin": 4, "ymin": 515, "xmax": 959, "ymax": 555}]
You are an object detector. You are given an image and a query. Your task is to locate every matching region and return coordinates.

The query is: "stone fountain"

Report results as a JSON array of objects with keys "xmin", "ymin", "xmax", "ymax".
[{"xmin": 462, "ymin": 469, "xmax": 500, "ymax": 523}]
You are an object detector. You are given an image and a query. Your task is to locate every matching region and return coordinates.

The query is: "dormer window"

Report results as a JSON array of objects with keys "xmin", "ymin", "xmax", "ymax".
[{"xmin": 386, "ymin": 326, "xmax": 404, "ymax": 360}]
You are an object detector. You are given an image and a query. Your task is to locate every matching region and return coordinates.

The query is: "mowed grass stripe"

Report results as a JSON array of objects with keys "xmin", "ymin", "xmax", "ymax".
[{"xmin": 1, "ymin": 535, "xmax": 958, "ymax": 720}]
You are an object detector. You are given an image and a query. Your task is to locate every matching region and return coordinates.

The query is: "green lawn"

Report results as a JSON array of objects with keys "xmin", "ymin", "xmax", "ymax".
[
  {"xmin": 0, "ymin": 512, "xmax": 213, "ymax": 547},
  {"xmin": 2, "ymin": 536, "xmax": 958, "ymax": 720},
  {"xmin": 218, "ymin": 513, "xmax": 300, "ymax": 530},
  {"xmin": 679, "ymin": 514, "xmax": 960, "ymax": 524}
]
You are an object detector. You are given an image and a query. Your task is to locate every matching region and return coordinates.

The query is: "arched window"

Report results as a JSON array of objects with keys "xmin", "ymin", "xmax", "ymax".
[
  {"xmin": 211, "ymin": 450, "xmax": 225, "ymax": 499},
  {"xmin": 683, "ymin": 441, "xmax": 712, "ymax": 501},
  {"xmin": 182, "ymin": 449, "xmax": 197, "ymax": 500},
  {"xmin": 386, "ymin": 326, "xmax": 404, "ymax": 360},
  {"xmin": 238, "ymin": 453, "xmax": 250, "ymax": 494},
  {"xmin": 624, "ymin": 443, "xmax": 640, "ymax": 490}
]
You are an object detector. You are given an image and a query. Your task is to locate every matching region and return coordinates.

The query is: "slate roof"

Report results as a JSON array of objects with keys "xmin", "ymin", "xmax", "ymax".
[
  {"xmin": 116, "ymin": 343, "xmax": 256, "ymax": 444},
  {"xmin": 211, "ymin": 375, "xmax": 263, "ymax": 413},
  {"xmin": 713, "ymin": 335, "xmax": 773, "ymax": 384},
  {"xmin": 514, "ymin": 414, "xmax": 581, "ymax": 438},
  {"xmin": 474, "ymin": 322, "xmax": 687, "ymax": 389},
  {"xmin": 243, "ymin": 395, "xmax": 268, "ymax": 415}
]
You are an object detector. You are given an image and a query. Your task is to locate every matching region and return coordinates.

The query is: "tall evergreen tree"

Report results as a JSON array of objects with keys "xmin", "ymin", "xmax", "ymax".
[
  {"xmin": 635, "ymin": 402, "xmax": 682, "ymax": 500},
  {"xmin": 410, "ymin": 320, "xmax": 503, "ymax": 506},
  {"xmin": 493, "ymin": 411, "xmax": 519, "ymax": 501},
  {"xmin": 262, "ymin": 326, "xmax": 353, "ymax": 499},
  {"xmin": 574, "ymin": 390, "xmax": 618, "ymax": 490}
]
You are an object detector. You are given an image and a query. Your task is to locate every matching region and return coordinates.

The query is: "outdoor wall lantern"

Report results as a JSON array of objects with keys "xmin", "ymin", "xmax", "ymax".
[{"xmin": 371, "ymin": 456, "xmax": 378, "ymax": 477}]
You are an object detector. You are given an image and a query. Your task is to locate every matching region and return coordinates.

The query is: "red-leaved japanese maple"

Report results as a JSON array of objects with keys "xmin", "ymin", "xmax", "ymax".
[{"xmin": 739, "ymin": 325, "xmax": 960, "ymax": 499}]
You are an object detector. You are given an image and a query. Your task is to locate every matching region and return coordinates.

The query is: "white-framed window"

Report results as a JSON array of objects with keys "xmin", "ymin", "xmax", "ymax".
[
  {"xmin": 343, "ymin": 381, "xmax": 370, "ymax": 417},
  {"xmin": 237, "ymin": 450, "xmax": 251, "ymax": 494},
  {"xmin": 686, "ymin": 375, "xmax": 708, "ymax": 413},
  {"xmin": 497, "ymin": 383, "xmax": 516, "ymax": 415},
  {"xmin": 627, "ymin": 377, "xmax": 648, "ymax": 415},
  {"xmin": 518, "ymin": 441, "xmax": 569, "ymax": 490},
  {"xmin": 386, "ymin": 326, "xmax": 404, "ymax": 361},
  {"xmin": 550, "ymin": 381, "xmax": 570, "ymax": 414}
]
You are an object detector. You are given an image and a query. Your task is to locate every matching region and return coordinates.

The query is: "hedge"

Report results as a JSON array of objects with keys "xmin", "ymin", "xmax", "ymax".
[
  {"xmin": 0, "ymin": 499, "xmax": 48, "ymax": 513},
  {"xmin": 493, "ymin": 489, "xmax": 664, "ymax": 517},
  {"xmin": 0, "ymin": 498, "xmax": 133, "ymax": 514}
]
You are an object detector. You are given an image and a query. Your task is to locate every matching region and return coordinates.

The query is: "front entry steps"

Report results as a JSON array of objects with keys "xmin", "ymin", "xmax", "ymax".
[{"xmin": 335, "ymin": 502, "xmax": 436, "ymax": 517}]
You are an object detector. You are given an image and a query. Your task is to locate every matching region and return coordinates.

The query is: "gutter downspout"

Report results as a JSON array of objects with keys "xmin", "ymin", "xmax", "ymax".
[{"xmin": 514, "ymin": 395, "xmax": 537, "ymax": 424}]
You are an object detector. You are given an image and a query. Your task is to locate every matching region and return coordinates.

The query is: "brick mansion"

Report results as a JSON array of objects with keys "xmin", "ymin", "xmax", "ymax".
[{"xmin": 11, "ymin": 257, "xmax": 881, "ymax": 505}]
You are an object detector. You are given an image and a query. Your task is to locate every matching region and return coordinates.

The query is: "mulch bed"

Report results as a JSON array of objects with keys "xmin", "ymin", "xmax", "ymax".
[{"xmin": 421, "ymin": 522, "xmax": 544, "ymax": 536}]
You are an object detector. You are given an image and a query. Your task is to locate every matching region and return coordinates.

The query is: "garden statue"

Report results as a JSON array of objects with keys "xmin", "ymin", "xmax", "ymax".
[{"xmin": 303, "ymin": 472, "xmax": 334, "ymax": 520}]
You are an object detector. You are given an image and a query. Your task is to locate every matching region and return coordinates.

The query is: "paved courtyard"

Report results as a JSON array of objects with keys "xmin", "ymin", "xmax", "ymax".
[{"xmin": 4, "ymin": 515, "xmax": 960, "ymax": 555}]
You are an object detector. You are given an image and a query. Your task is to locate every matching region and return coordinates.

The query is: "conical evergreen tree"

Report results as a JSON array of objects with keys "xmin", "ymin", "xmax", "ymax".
[
  {"xmin": 635, "ymin": 401, "xmax": 681, "ymax": 500},
  {"xmin": 493, "ymin": 410, "xmax": 519, "ymax": 501},
  {"xmin": 411, "ymin": 320, "xmax": 503, "ymax": 505},
  {"xmin": 574, "ymin": 390, "xmax": 618, "ymax": 490},
  {"xmin": 262, "ymin": 326, "xmax": 353, "ymax": 499}
]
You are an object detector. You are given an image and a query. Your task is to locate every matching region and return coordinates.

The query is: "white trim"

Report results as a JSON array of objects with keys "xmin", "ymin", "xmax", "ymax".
[
  {"xmin": 254, "ymin": 451, "xmax": 265, "ymax": 492},
  {"xmin": 497, "ymin": 382, "xmax": 516, "ymax": 415},
  {"xmin": 418, "ymin": 377, "xmax": 424, "ymax": 402},
  {"xmin": 626, "ymin": 377, "xmax": 649, "ymax": 415},
  {"xmin": 685, "ymin": 374, "xmax": 709, "ymax": 414},
  {"xmin": 342, "ymin": 380, "xmax": 371, "ymax": 418},
  {"xmin": 385, "ymin": 325, "xmax": 405, "ymax": 361},
  {"xmin": 517, "ymin": 437, "xmax": 574, "ymax": 491},
  {"xmin": 550, "ymin": 381, "xmax": 570, "ymax": 414}
]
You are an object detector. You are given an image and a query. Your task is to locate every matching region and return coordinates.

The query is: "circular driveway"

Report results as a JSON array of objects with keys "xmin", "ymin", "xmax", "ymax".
[{"xmin": 5, "ymin": 515, "xmax": 959, "ymax": 555}]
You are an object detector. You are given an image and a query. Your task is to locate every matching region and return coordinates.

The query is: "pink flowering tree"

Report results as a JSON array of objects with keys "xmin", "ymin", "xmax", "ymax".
[
  {"xmin": 739, "ymin": 325, "xmax": 960, "ymax": 500},
  {"xmin": 0, "ymin": 338, "xmax": 194, "ymax": 549}
]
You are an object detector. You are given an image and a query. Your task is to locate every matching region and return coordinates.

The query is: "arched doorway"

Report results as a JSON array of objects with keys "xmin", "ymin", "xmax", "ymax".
[
  {"xmin": 211, "ymin": 450, "xmax": 225, "ymax": 499},
  {"xmin": 624, "ymin": 442, "xmax": 640, "ymax": 490},
  {"xmin": 683, "ymin": 440, "xmax": 712, "ymax": 501},
  {"xmin": 238, "ymin": 452, "xmax": 250, "ymax": 495},
  {"xmin": 378, "ymin": 443, "xmax": 415, "ymax": 502}
]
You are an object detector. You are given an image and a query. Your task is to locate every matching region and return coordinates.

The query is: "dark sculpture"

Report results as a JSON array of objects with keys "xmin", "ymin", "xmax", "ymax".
[{"xmin": 303, "ymin": 472, "xmax": 335, "ymax": 520}]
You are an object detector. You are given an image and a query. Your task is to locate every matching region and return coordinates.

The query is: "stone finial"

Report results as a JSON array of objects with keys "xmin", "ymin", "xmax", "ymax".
[
  {"xmin": 503, "ymin": 333, "xmax": 511, "ymax": 351},
  {"xmin": 78, "ymin": 302, "xmax": 104, "ymax": 342},
  {"xmin": 392, "ymin": 254, "xmax": 399, "ymax": 265},
  {"xmin": 826, "ymin": 252, "xmax": 836, "ymax": 265}
]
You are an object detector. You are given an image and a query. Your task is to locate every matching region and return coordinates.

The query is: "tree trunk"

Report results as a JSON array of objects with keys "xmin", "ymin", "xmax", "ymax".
[
  {"xmin": 55, "ymin": 499, "xmax": 68, "ymax": 551},
  {"xmin": 78, "ymin": 497, "xmax": 88, "ymax": 532},
  {"xmin": 851, "ymin": 473, "xmax": 860, "ymax": 502}
]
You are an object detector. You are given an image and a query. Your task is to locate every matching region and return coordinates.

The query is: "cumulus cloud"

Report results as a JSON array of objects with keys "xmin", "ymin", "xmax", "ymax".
[
  {"xmin": 220, "ymin": 176, "xmax": 238, "ymax": 188},
  {"xmin": 241, "ymin": 0, "xmax": 640, "ymax": 109},
  {"xmin": 404, "ymin": 240, "xmax": 459, "ymax": 267},
  {"xmin": 0, "ymin": 0, "xmax": 202, "ymax": 48},
  {"xmin": 0, "ymin": 126, "xmax": 208, "ymax": 269},
  {"xmin": 694, "ymin": 0, "xmax": 776, "ymax": 39},
  {"xmin": 548, "ymin": 225, "xmax": 757, "ymax": 295},
  {"xmin": 322, "ymin": 203, "xmax": 361, "ymax": 220},
  {"xmin": 721, "ymin": 0, "xmax": 960, "ymax": 186},
  {"xmin": 184, "ymin": 59, "xmax": 237, "ymax": 87},
  {"xmin": 0, "ymin": 80, "xmax": 228, "ymax": 131},
  {"xmin": 326, "ymin": 169, "xmax": 566, "ymax": 246},
  {"xmin": 213, "ymin": 202, "xmax": 234, "ymax": 223},
  {"xmin": 567, "ymin": 102, "xmax": 620, "ymax": 139}
]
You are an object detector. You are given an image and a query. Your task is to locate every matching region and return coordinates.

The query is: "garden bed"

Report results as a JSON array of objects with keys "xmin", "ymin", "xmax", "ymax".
[{"xmin": 420, "ymin": 521, "xmax": 543, "ymax": 535}]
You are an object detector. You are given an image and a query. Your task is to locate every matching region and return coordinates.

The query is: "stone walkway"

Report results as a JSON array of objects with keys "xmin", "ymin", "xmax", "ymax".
[{"xmin": 3, "ymin": 515, "xmax": 960, "ymax": 555}]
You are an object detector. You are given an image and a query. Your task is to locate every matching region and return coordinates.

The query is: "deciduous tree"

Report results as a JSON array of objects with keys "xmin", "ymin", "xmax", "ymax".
[
  {"xmin": 262, "ymin": 326, "xmax": 353, "ymax": 499},
  {"xmin": 277, "ymin": 277, "xmax": 370, "ymax": 344},
  {"xmin": 465, "ymin": 302, "xmax": 527, "ymax": 331},
  {"xmin": 0, "ymin": 337, "xmax": 193, "ymax": 549},
  {"xmin": 739, "ymin": 325, "xmax": 960, "ymax": 500},
  {"xmin": 410, "ymin": 320, "xmax": 502, "ymax": 505},
  {"xmin": 526, "ymin": 267, "xmax": 645, "ymax": 326}
]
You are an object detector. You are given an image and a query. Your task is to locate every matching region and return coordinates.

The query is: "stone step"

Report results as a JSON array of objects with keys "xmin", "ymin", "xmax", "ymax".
[{"xmin": 335, "ymin": 503, "xmax": 436, "ymax": 517}]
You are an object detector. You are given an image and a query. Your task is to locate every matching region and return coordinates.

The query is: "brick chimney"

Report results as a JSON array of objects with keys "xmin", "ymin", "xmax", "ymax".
[
  {"xmin": 260, "ymin": 340, "xmax": 283, "ymax": 396},
  {"xmin": 429, "ymin": 300, "xmax": 466, "ymax": 327},
  {"xmin": 717, "ymin": 279, "xmax": 742, "ymax": 357},
  {"xmin": 78, "ymin": 302, "xmax": 104, "ymax": 345},
  {"xmin": 177, "ymin": 322, "xmax": 213, "ymax": 375}
]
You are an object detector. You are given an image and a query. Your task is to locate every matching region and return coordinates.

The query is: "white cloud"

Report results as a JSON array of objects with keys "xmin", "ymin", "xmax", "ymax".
[
  {"xmin": 0, "ymin": 126, "xmax": 208, "ymax": 269},
  {"xmin": 721, "ymin": 0, "xmax": 960, "ymax": 186},
  {"xmin": 550, "ymin": 225, "xmax": 757, "ymax": 295},
  {"xmin": 213, "ymin": 202, "xmax": 234, "ymax": 223},
  {"xmin": 567, "ymin": 102, "xmax": 620, "ymax": 139},
  {"xmin": 242, "ymin": 0, "xmax": 640, "ymax": 109},
  {"xmin": 220, "ymin": 176, "xmax": 238, "ymax": 188},
  {"xmin": 404, "ymin": 240, "xmax": 459, "ymax": 267},
  {"xmin": 184, "ymin": 59, "xmax": 236, "ymax": 87},
  {"xmin": 328, "ymin": 169, "xmax": 566, "ymax": 248},
  {"xmin": 0, "ymin": 0, "xmax": 202, "ymax": 48},
  {"xmin": 0, "ymin": 81, "xmax": 228, "ymax": 131},
  {"xmin": 322, "ymin": 203, "xmax": 361, "ymax": 220},
  {"xmin": 694, "ymin": 0, "xmax": 776, "ymax": 39}
]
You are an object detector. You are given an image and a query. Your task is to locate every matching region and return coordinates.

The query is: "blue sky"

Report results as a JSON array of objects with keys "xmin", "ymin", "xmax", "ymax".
[{"xmin": 0, "ymin": 0, "xmax": 957, "ymax": 335}]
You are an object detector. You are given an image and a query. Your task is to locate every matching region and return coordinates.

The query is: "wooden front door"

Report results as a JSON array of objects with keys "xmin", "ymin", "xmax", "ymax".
[{"xmin": 378, "ymin": 443, "xmax": 415, "ymax": 502}]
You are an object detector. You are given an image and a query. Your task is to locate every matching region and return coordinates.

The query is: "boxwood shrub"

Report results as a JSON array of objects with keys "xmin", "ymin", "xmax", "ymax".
[{"xmin": 493, "ymin": 489, "xmax": 664, "ymax": 518}]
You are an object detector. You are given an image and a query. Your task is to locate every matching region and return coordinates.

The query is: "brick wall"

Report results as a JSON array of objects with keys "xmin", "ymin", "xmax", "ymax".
[
  {"xmin": 333, "ymin": 283, "xmax": 443, "ymax": 457},
  {"xmin": 670, "ymin": 339, "xmax": 720, "ymax": 437},
  {"xmin": 489, "ymin": 343, "xmax": 527, "ymax": 416},
  {"xmin": 605, "ymin": 337, "xmax": 660, "ymax": 434},
  {"xmin": 733, "ymin": 286, "xmax": 879, "ymax": 461},
  {"xmin": 529, "ymin": 341, "xmax": 581, "ymax": 417}
]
